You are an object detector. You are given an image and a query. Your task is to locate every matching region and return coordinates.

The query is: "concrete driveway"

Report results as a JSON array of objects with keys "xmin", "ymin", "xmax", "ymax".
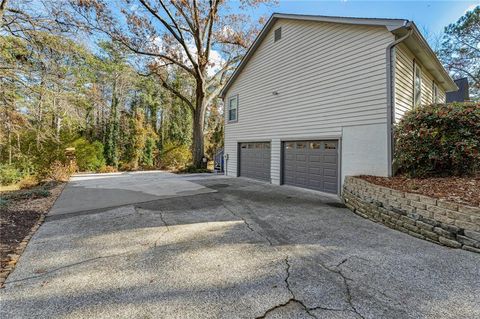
[{"xmin": 1, "ymin": 171, "xmax": 479, "ymax": 318}]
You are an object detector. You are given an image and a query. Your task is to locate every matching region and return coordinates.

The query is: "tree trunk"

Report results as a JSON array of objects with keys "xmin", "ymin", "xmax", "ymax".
[
  {"xmin": 0, "ymin": 0, "xmax": 8, "ymax": 22},
  {"xmin": 192, "ymin": 82, "xmax": 206, "ymax": 168},
  {"xmin": 7, "ymin": 128, "xmax": 11, "ymax": 165}
]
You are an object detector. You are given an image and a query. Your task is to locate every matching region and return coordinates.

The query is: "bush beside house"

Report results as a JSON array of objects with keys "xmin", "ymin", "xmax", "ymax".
[{"xmin": 394, "ymin": 102, "xmax": 480, "ymax": 177}]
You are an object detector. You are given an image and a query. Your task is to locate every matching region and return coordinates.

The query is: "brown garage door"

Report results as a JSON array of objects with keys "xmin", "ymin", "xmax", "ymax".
[
  {"xmin": 239, "ymin": 142, "xmax": 271, "ymax": 182},
  {"xmin": 283, "ymin": 140, "xmax": 338, "ymax": 193}
]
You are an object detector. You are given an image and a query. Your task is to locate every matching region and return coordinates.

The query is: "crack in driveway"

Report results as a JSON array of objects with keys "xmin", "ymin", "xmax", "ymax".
[
  {"xmin": 222, "ymin": 203, "xmax": 274, "ymax": 246},
  {"xmin": 221, "ymin": 199, "xmax": 366, "ymax": 319},
  {"xmin": 256, "ymin": 256, "xmax": 364, "ymax": 319}
]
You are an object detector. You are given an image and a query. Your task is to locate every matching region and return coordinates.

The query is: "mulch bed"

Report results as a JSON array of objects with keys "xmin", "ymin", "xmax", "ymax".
[
  {"xmin": 358, "ymin": 175, "xmax": 480, "ymax": 207},
  {"xmin": 0, "ymin": 182, "xmax": 65, "ymax": 285}
]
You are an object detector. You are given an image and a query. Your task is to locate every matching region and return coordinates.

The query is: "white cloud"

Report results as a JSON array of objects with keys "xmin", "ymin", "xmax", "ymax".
[
  {"xmin": 221, "ymin": 25, "xmax": 234, "ymax": 38},
  {"xmin": 129, "ymin": 3, "xmax": 139, "ymax": 11},
  {"xmin": 206, "ymin": 48, "xmax": 225, "ymax": 77}
]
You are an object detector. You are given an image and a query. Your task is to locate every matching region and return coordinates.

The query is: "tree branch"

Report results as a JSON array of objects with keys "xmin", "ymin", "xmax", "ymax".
[
  {"xmin": 204, "ymin": 0, "xmax": 218, "ymax": 64},
  {"xmin": 114, "ymin": 37, "xmax": 195, "ymax": 76},
  {"xmin": 137, "ymin": 0, "xmax": 198, "ymax": 70}
]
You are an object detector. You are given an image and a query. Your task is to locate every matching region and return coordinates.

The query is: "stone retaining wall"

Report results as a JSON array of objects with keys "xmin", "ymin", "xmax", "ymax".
[{"xmin": 342, "ymin": 176, "xmax": 480, "ymax": 253}]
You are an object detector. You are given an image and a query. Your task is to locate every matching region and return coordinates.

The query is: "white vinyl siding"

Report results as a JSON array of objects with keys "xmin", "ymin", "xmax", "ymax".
[
  {"xmin": 224, "ymin": 19, "xmax": 394, "ymax": 183},
  {"xmin": 394, "ymin": 43, "xmax": 446, "ymax": 121}
]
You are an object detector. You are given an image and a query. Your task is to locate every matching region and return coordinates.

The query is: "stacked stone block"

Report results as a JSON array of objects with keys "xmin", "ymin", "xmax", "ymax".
[{"xmin": 342, "ymin": 176, "xmax": 480, "ymax": 253}]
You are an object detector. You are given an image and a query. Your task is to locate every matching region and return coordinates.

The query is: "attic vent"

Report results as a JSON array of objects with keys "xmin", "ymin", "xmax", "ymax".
[{"xmin": 274, "ymin": 27, "xmax": 282, "ymax": 42}]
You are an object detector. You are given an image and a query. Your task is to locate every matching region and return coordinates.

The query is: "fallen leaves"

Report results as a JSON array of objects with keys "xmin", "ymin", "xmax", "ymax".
[{"xmin": 359, "ymin": 175, "xmax": 480, "ymax": 207}]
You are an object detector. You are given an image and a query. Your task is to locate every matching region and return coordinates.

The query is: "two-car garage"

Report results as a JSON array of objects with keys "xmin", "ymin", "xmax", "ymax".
[{"xmin": 238, "ymin": 140, "xmax": 339, "ymax": 194}]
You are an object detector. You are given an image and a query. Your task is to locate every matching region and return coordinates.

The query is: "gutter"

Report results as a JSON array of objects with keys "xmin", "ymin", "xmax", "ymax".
[{"xmin": 386, "ymin": 22, "xmax": 413, "ymax": 177}]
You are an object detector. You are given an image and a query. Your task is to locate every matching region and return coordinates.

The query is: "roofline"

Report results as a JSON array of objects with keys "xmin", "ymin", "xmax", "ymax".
[
  {"xmin": 270, "ymin": 13, "xmax": 408, "ymax": 30},
  {"xmin": 220, "ymin": 13, "xmax": 277, "ymax": 98},
  {"xmin": 397, "ymin": 22, "xmax": 457, "ymax": 91},
  {"xmin": 220, "ymin": 13, "xmax": 456, "ymax": 98}
]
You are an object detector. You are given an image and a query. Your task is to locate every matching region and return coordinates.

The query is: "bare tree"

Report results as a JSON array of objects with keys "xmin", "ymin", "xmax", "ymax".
[{"xmin": 64, "ymin": 0, "xmax": 273, "ymax": 167}]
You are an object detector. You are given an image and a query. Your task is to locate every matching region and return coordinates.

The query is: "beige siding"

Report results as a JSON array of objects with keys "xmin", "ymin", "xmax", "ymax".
[
  {"xmin": 394, "ymin": 43, "xmax": 446, "ymax": 122},
  {"xmin": 224, "ymin": 19, "xmax": 394, "ymax": 184}
]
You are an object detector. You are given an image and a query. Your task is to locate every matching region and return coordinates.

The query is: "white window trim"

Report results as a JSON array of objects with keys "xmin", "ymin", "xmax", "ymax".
[
  {"xmin": 413, "ymin": 62, "xmax": 422, "ymax": 108},
  {"xmin": 227, "ymin": 95, "xmax": 238, "ymax": 123}
]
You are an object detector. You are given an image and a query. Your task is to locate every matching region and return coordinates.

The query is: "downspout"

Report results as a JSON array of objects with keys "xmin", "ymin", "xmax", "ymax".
[{"xmin": 386, "ymin": 23, "xmax": 413, "ymax": 176}]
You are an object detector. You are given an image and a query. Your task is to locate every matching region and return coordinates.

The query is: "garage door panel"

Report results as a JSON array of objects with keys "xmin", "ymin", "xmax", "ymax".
[
  {"xmin": 283, "ymin": 140, "xmax": 338, "ymax": 194},
  {"xmin": 309, "ymin": 155, "xmax": 322, "ymax": 162},
  {"xmin": 324, "ymin": 168, "xmax": 336, "ymax": 177},
  {"xmin": 296, "ymin": 154, "xmax": 306, "ymax": 161},
  {"xmin": 323, "ymin": 155, "xmax": 337, "ymax": 164},
  {"xmin": 308, "ymin": 161, "xmax": 322, "ymax": 168},
  {"xmin": 296, "ymin": 165, "xmax": 307, "ymax": 173},
  {"xmin": 308, "ymin": 168, "xmax": 322, "ymax": 175},
  {"xmin": 285, "ymin": 154, "xmax": 295, "ymax": 161}
]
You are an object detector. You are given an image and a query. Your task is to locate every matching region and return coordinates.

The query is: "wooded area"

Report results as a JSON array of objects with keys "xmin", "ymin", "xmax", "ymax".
[
  {"xmin": 0, "ymin": 0, "xmax": 272, "ymax": 185},
  {"xmin": 0, "ymin": 1, "xmax": 478, "ymax": 187}
]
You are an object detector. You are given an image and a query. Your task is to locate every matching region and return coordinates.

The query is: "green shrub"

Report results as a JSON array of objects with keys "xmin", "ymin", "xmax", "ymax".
[
  {"xmin": 394, "ymin": 102, "xmax": 480, "ymax": 177},
  {"xmin": 72, "ymin": 138, "xmax": 106, "ymax": 172},
  {"xmin": 0, "ymin": 165, "xmax": 23, "ymax": 185},
  {"xmin": 177, "ymin": 166, "xmax": 212, "ymax": 174},
  {"xmin": 141, "ymin": 137, "xmax": 155, "ymax": 167},
  {"xmin": 4, "ymin": 188, "xmax": 50, "ymax": 201},
  {"xmin": 159, "ymin": 142, "xmax": 192, "ymax": 170},
  {"xmin": 119, "ymin": 162, "xmax": 137, "ymax": 171},
  {"xmin": 0, "ymin": 198, "xmax": 8, "ymax": 209}
]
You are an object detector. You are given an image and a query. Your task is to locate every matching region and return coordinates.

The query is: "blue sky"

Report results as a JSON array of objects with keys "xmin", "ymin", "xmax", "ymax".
[{"xmin": 253, "ymin": 1, "xmax": 479, "ymax": 39}]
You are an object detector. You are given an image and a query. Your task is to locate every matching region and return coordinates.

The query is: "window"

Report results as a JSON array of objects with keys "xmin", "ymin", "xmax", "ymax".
[
  {"xmin": 228, "ymin": 95, "xmax": 238, "ymax": 122},
  {"xmin": 432, "ymin": 82, "xmax": 439, "ymax": 104},
  {"xmin": 285, "ymin": 143, "xmax": 294, "ymax": 150},
  {"xmin": 296, "ymin": 142, "xmax": 306, "ymax": 149},
  {"xmin": 309, "ymin": 142, "xmax": 320, "ymax": 149},
  {"xmin": 325, "ymin": 142, "xmax": 336, "ymax": 150},
  {"xmin": 413, "ymin": 63, "xmax": 422, "ymax": 108},
  {"xmin": 274, "ymin": 27, "xmax": 282, "ymax": 42}
]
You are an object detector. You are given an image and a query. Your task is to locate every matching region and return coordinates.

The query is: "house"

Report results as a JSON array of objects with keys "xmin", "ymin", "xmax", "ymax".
[
  {"xmin": 446, "ymin": 77, "xmax": 470, "ymax": 102},
  {"xmin": 221, "ymin": 13, "xmax": 458, "ymax": 195}
]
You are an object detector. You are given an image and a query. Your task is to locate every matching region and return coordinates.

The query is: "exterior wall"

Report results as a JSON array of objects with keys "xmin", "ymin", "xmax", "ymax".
[
  {"xmin": 341, "ymin": 124, "xmax": 389, "ymax": 184},
  {"xmin": 393, "ymin": 43, "xmax": 447, "ymax": 122},
  {"xmin": 343, "ymin": 176, "xmax": 480, "ymax": 253},
  {"xmin": 224, "ymin": 19, "xmax": 395, "ymax": 188}
]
